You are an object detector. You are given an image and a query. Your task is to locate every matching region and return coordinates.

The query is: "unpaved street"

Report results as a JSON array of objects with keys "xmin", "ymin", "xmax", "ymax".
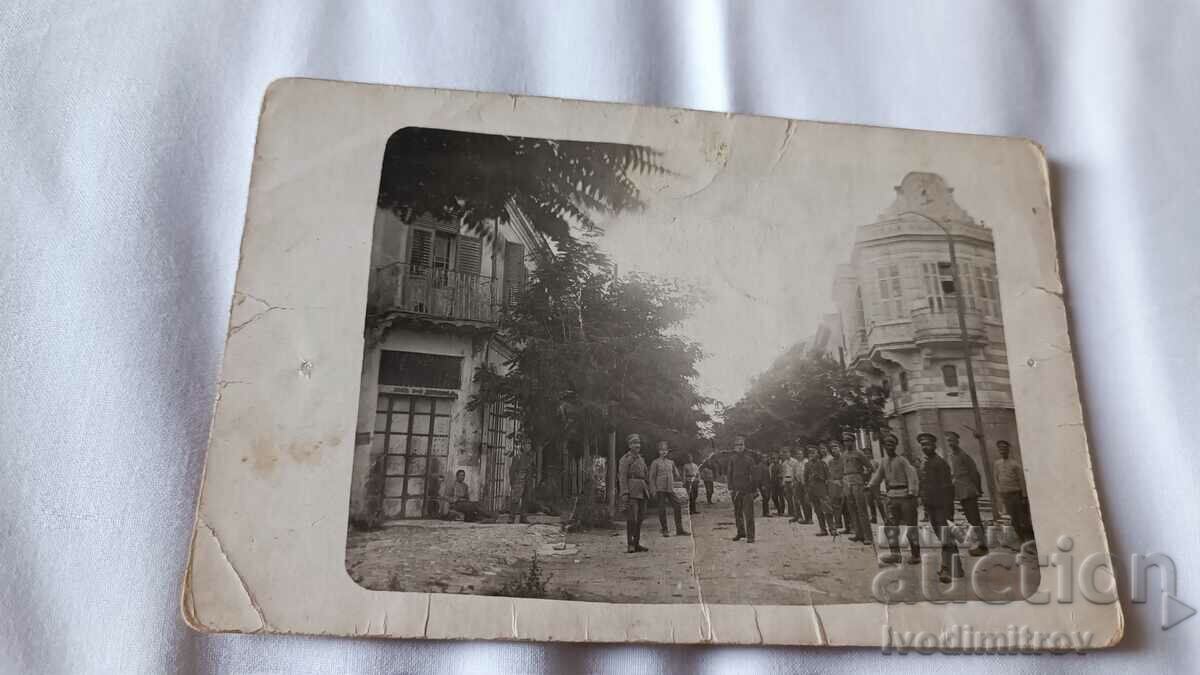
[{"xmin": 348, "ymin": 483, "xmax": 1036, "ymax": 605}]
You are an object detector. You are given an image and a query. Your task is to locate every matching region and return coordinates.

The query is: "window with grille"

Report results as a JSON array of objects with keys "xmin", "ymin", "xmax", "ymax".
[
  {"xmin": 876, "ymin": 264, "xmax": 903, "ymax": 320},
  {"xmin": 375, "ymin": 394, "xmax": 453, "ymax": 518}
]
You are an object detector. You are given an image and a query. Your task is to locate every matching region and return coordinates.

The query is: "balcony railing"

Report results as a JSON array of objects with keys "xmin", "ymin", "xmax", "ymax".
[
  {"xmin": 370, "ymin": 262, "xmax": 499, "ymax": 324},
  {"xmin": 910, "ymin": 304, "xmax": 986, "ymax": 346}
]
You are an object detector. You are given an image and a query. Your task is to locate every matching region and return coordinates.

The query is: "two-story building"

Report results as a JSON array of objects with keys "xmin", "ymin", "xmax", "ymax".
[
  {"xmin": 348, "ymin": 205, "xmax": 541, "ymax": 523},
  {"xmin": 831, "ymin": 172, "xmax": 1019, "ymax": 499}
]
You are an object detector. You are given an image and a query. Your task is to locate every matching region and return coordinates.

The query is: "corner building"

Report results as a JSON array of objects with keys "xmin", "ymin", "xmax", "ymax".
[{"xmin": 832, "ymin": 172, "xmax": 1019, "ymax": 498}]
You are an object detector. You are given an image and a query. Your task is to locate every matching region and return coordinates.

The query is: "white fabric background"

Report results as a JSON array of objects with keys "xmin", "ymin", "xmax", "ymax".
[{"xmin": 2, "ymin": 0, "xmax": 1197, "ymax": 672}]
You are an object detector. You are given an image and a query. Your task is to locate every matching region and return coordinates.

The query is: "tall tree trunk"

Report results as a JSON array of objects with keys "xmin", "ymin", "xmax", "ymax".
[{"xmin": 607, "ymin": 430, "xmax": 617, "ymax": 518}]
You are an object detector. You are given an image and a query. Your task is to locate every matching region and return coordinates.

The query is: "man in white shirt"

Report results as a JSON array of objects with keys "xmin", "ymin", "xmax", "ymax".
[
  {"xmin": 781, "ymin": 447, "xmax": 802, "ymax": 519},
  {"xmin": 682, "ymin": 454, "xmax": 701, "ymax": 514}
]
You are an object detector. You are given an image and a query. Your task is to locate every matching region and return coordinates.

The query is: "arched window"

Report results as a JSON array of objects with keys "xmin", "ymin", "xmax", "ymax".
[
  {"xmin": 942, "ymin": 364, "xmax": 959, "ymax": 388},
  {"xmin": 899, "ymin": 371, "xmax": 909, "ymax": 392}
]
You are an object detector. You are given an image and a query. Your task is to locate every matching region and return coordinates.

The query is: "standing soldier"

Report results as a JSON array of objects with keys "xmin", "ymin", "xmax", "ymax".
[
  {"xmin": 795, "ymin": 445, "xmax": 817, "ymax": 524},
  {"xmin": 946, "ymin": 431, "xmax": 989, "ymax": 556},
  {"xmin": 618, "ymin": 433, "xmax": 651, "ymax": 553},
  {"xmin": 649, "ymin": 441, "xmax": 690, "ymax": 537},
  {"xmin": 869, "ymin": 434, "xmax": 920, "ymax": 564},
  {"xmin": 825, "ymin": 441, "xmax": 845, "ymax": 533},
  {"xmin": 506, "ymin": 445, "xmax": 532, "ymax": 525},
  {"xmin": 782, "ymin": 447, "xmax": 801, "ymax": 519},
  {"xmin": 841, "ymin": 432, "xmax": 874, "ymax": 546},
  {"xmin": 803, "ymin": 446, "xmax": 833, "ymax": 535},
  {"xmin": 728, "ymin": 436, "xmax": 759, "ymax": 543},
  {"xmin": 755, "ymin": 453, "xmax": 772, "ymax": 517},
  {"xmin": 918, "ymin": 432, "xmax": 963, "ymax": 583},
  {"xmin": 769, "ymin": 453, "xmax": 786, "ymax": 516},
  {"xmin": 682, "ymin": 453, "xmax": 701, "ymax": 514},
  {"xmin": 993, "ymin": 440, "xmax": 1033, "ymax": 545},
  {"xmin": 700, "ymin": 463, "xmax": 716, "ymax": 504}
]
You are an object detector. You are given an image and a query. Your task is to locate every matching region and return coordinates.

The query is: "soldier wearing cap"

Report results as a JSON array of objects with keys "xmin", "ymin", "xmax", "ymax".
[
  {"xmin": 803, "ymin": 445, "xmax": 833, "ymax": 535},
  {"xmin": 869, "ymin": 434, "xmax": 920, "ymax": 564},
  {"xmin": 841, "ymin": 432, "xmax": 874, "ymax": 545},
  {"xmin": 917, "ymin": 432, "xmax": 963, "ymax": 582},
  {"xmin": 727, "ymin": 435, "xmax": 759, "ymax": 543},
  {"xmin": 946, "ymin": 431, "xmax": 989, "ymax": 556},
  {"xmin": 825, "ymin": 440, "xmax": 845, "ymax": 533},
  {"xmin": 648, "ymin": 440, "xmax": 690, "ymax": 537},
  {"xmin": 506, "ymin": 442, "xmax": 532, "ymax": 524},
  {"xmin": 791, "ymin": 445, "xmax": 815, "ymax": 523},
  {"xmin": 618, "ymin": 433, "xmax": 651, "ymax": 553},
  {"xmin": 993, "ymin": 440, "xmax": 1033, "ymax": 544}
]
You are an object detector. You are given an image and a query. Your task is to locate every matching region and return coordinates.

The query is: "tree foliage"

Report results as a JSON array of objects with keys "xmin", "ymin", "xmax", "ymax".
[
  {"xmin": 470, "ymin": 238, "xmax": 710, "ymax": 463},
  {"xmin": 713, "ymin": 345, "xmax": 887, "ymax": 450},
  {"xmin": 377, "ymin": 128, "xmax": 668, "ymax": 243}
]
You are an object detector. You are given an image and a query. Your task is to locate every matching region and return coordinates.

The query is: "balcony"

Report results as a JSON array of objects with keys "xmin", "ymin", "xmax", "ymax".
[
  {"xmin": 911, "ymin": 305, "xmax": 986, "ymax": 347},
  {"xmin": 369, "ymin": 262, "xmax": 500, "ymax": 326}
]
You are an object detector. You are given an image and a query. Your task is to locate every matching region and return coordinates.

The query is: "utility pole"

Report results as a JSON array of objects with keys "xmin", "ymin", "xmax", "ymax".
[{"xmin": 898, "ymin": 211, "xmax": 997, "ymax": 502}]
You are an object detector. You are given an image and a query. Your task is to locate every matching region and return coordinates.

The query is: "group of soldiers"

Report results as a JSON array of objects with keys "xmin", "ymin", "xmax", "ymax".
[
  {"xmin": 616, "ymin": 428, "xmax": 1033, "ymax": 585},
  {"xmin": 616, "ymin": 434, "xmax": 717, "ymax": 553},
  {"xmin": 728, "ymin": 430, "xmax": 1034, "ymax": 583}
]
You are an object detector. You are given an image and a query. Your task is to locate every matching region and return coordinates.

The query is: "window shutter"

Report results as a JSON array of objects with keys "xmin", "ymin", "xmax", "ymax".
[
  {"xmin": 504, "ymin": 242, "xmax": 527, "ymax": 285},
  {"xmin": 408, "ymin": 228, "xmax": 433, "ymax": 269},
  {"xmin": 503, "ymin": 242, "xmax": 527, "ymax": 306},
  {"xmin": 411, "ymin": 212, "xmax": 460, "ymax": 235},
  {"xmin": 456, "ymin": 235, "xmax": 483, "ymax": 276}
]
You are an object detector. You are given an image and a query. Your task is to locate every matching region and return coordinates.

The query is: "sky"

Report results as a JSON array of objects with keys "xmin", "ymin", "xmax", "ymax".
[{"xmin": 593, "ymin": 115, "xmax": 1006, "ymax": 408}]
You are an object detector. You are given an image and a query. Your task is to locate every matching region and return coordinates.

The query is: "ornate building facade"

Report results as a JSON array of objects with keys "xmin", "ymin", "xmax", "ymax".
[{"xmin": 831, "ymin": 172, "xmax": 1019, "ymax": 499}]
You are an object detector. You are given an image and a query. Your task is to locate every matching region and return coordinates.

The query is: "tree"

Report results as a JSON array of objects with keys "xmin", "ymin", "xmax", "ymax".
[
  {"xmin": 376, "ymin": 128, "xmax": 667, "ymax": 243},
  {"xmin": 714, "ymin": 346, "xmax": 887, "ymax": 450},
  {"xmin": 469, "ymin": 238, "xmax": 710, "ymax": 492}
]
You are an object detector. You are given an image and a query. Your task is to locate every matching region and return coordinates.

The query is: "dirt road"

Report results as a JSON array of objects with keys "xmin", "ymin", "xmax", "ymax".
[{"xmin": 348, "ymin": 483, "xmax": 1036, "ymax": 606}]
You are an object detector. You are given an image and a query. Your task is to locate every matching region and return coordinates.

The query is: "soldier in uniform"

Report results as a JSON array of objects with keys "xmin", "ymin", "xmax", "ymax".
[
  {"xmin": 700, "ymin": 463, "xmax": 716, "ymax": 504},
  {"xmin": 869, "ymin": 434, "xmax": 920, "ymax": 564},
  {"xmin": 825, "ymin": 440, "xmax": 845, "ymax": 533},
  {"xmin": 506, "ymin": 445, "xmax": 531, "ymax": 524},
  {"xmin": 648, "ymin": 440, "xmax": 690, "ymax": 537},
  {"xmin": 728, "ymin": 435, "xmax": 759, "ymax": 543},
  {"xmin": 841, "ymin": 433, "xmax": 875, "ymax": 546},
  {"xmin": 946, "ymin": 431, "xmax": 989, "ymax": 556},
  {"xmin": 682, "ymin": 453, "xmax": 701, "ymax": 514},
  {"xmin": 782, "ymin": 447, "xmax": 801, "ymax": 520},
  {"xmin": 618, "ymin": 433, "xmax": 651, "ymax": 553},
  {"xmin": 769, "ymin": 453, "xmax": 786, "ymax": 516},
  {"xmin": 917, "ymin": 432, "xmax": 964, "ymax": 583},
  {"xmin": 755, "ymin": 452, "xmax": 772, "ymax": 518},
  {"xmin": 803, "ymin": 446, "xmax": 833, "ymax": 535},
  {"xmin": 993, "ymin": 440, "xmax": 1033, "ymax": 544}
]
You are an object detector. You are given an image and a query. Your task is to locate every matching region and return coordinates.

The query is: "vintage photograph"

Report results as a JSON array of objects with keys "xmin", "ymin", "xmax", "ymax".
[
  {"xmin": 344, "ymin": 125, "xmax": 1040, "ymax": 606},
  {"xmin": 184, "ymin": 82, "xmax": 1118, "ymax": 645}
]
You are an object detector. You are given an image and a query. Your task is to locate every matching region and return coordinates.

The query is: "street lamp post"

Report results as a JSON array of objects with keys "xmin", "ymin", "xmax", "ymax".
[{"xmin": 897, "ymin": 211, "xmax": 997, "ymax": 504}]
